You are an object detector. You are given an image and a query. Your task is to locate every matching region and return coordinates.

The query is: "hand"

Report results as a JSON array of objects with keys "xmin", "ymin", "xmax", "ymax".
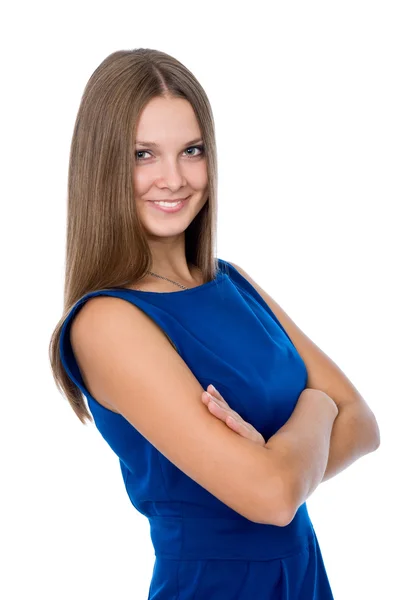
[{"xmin": 201, "ymin": 384, "xmax": 266, "ymax": 446}]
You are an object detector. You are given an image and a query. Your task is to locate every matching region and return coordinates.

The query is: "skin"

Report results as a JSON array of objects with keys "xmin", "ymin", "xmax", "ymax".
[{"xmin": 202, "ymin": 386, "xmax": 266, "ymax": 444}]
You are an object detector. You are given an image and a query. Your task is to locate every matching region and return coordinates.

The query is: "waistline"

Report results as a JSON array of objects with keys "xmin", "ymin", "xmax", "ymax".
[{"xmin": 148, "ymin": 502, "xmax": 314, "ymax": 561}]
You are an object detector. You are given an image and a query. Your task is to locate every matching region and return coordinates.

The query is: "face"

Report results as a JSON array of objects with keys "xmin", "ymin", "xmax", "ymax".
[{"xmin": 133, "ymin": 96, "xmax": 209, "ymax": 241}]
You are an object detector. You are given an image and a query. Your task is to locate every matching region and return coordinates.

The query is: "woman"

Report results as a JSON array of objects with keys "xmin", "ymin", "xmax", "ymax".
[{"xmin": 49, "ymin": 48, "xmax": 380, "ymax": 599}]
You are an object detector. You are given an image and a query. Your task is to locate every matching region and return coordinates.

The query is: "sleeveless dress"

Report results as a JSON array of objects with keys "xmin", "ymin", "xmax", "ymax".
[{"xmin": 59, "ymin": 258, "xmax": 335, "ymax": 599}]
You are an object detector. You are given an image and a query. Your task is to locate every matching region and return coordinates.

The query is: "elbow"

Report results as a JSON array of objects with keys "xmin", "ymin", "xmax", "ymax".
[
  {"xmin": 372, "ymin": 420, "xmax": 381, "ymax": 450},
  {"xmin": 362, "ymin": 405, "xmax": 381, "ymax": 450},
  {"xmin": 265, "ymin": 507, "xmax": 295, "ymax": 527},
  {"xmin": 253, "ymin": 500, "xmax": 295, "ymax": 527},
  {"xmin": 252, "ymin": 471, "xmax": 296, "ymax": 527},
  {"xmin": 365, "ymin": 412, "xmax": 381, "ymax": 451},
  {"xmin": 372, "ymin": 430, "xmax": 380, "ymax": 451}
]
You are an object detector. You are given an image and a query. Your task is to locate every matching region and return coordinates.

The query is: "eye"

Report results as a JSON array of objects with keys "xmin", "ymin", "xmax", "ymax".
[
  {"xmin": 134, "ymin": 145, "xmax": 205, "ymax": 162},
  {"xmin": 184, "ymin": 145, "xmax": 205, "ymax": 157},
  {"xmin": 135, "ymin": 150, "xmax": 151, "ymax": 161}
]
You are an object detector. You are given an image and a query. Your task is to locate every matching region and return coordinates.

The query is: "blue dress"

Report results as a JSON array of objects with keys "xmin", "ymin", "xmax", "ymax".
[{"xmin": 59, "ymin": 258, "xmax": 335, "ymax": 599}]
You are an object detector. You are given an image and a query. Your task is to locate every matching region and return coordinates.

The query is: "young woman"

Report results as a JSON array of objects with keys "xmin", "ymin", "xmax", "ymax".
[{"xmin": 49, "ymin": 48, "xmax": 380, "ymax": 599}]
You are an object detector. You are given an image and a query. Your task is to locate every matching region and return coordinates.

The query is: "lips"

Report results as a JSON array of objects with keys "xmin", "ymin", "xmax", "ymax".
[
  {"xmin": 148, "ymin": 196, "xmax": 189, "ymax": 213},
  {"xmin": 149, "ymin": 196, "xmax": 188, "ymax": 203}
]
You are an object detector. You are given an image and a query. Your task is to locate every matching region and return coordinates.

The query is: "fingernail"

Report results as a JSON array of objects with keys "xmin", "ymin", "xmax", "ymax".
[{"xmin": 209, "ymin": 385, "xmax": 216, "ymax": 393}]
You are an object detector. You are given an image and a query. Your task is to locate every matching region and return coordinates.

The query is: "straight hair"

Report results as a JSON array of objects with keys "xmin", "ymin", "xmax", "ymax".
[{"xmin": 49, "ymin": 48, "xmax": 219, "ymax": 424}]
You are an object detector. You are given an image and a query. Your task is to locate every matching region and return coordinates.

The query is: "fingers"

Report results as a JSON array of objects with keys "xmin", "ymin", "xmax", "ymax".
[
  {"xmin": 202, "ymin": 390, "xmax": 240, "ymax": 421},
  {"xmin": 207, "ymin": 384, "xmax": 229, "ymax": 407},
  {"xmin": 202, "ymin": 392, "xmax": 237, "ymax": 419},
  {"xmin": 203, "ymin": 393, "xmax": 236, "ymax": 424},
  {"xmin": 205, "ymin": 394, "xmax": 250, "ymax": 431},
  {"xmin": 202, "ymin": 388, "xmax": 266, "ymax": 445},
  {"xmin": 207, "ymin": 397, "xmax": 231, "ymax": 422},
  {"xmin": 226, "ymin": 415, "xmax": 265, "ymax": 445}
]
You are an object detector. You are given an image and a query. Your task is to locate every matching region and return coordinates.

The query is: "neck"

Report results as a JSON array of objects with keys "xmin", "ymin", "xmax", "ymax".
[{"xmin": 147, "ymin": 263, "xmax": 201, "ymax": 286}]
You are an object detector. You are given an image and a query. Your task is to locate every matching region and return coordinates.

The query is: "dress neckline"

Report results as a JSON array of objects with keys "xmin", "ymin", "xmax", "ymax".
[{"xmin": 122, "ymin": 265, "xmax": 226, "ymax": 297}]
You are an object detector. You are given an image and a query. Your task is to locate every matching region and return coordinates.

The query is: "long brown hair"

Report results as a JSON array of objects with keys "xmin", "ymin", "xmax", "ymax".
[{"xmin": 49, "ymin": 48, "xmax": 219, "ymax": 425}]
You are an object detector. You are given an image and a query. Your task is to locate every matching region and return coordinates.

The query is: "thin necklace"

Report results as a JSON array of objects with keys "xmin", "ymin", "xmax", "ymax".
[{"xmin": 145, "ymin": 270, "xmax": 193, "ymax": 290}]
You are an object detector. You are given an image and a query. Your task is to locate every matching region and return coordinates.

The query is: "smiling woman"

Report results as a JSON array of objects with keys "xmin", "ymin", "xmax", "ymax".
[{"xmin": 49, "ymin": 47, "xmax": 357, "ymax": 600}]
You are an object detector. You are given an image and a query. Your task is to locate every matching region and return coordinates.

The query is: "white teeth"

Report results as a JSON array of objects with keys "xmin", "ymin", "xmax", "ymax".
[{"xmin": 153, "ymin": 200, "xmax": 183, "ymax": 207}]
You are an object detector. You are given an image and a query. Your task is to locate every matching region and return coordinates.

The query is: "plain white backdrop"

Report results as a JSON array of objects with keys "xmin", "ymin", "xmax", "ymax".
[{"xmin": 1, "ymin": 1, "xmax": 400, "ymax": 598}]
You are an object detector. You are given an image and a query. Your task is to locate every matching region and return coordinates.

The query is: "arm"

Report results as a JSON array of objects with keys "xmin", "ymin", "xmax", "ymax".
[
  {"xmin": 226, "ymin": 261, "xmax": 381, "ymax": 479},
  {"xmin": 70, "ymin": 295, "xmax": 297, "ymax": 526},
  {"xmin": 264, "ymin": 389, "xmax": 338, "ymax": 518},
  {"xmin": 264, "ymin": 389, "xmax": 380, "ymax": 490},
  {"xmin": 205, "ymin": 383, "xmax": 379, "ymax": 496},
  {"xmin": 321, "ymin": 400, "xmax": 380, "ymax": 482}
]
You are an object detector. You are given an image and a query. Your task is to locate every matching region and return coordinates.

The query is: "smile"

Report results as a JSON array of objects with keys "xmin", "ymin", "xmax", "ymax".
[{"xmin": 148, "ymin": 197, "xmax": 189, "ymax": 213}]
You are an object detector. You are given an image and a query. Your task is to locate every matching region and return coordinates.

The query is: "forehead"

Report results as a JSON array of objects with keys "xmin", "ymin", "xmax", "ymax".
[{"xmin": 135, "ymin": 96, "xmax": 201, "ymax": 145}]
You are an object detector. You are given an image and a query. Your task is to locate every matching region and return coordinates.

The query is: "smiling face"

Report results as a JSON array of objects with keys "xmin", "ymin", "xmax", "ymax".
[{"xmin": 133, "ymin": 96, "xmax": 209, "ymax": 241}]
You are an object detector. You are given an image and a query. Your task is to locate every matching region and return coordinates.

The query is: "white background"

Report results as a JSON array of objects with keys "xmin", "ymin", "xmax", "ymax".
[{"xmin": 1, "ymin": 1, "xmax": 400, "ymax": 598}]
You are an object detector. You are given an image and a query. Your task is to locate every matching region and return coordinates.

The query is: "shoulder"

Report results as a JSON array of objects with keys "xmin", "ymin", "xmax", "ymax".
[
  {"xmin": 70, "ymin": 294, "xmax": 152, "ymax": 347},
  {"xmin": 69, "ymin": 294, "xmax": 155, "ymax": 412},
  {"xmin": 225, "ymin": 261, "xmax": 251, "ymax": 279},
  {"xmin": 225, "ymin": 261, "xmax": 277, "ymax": 309},
  {"xmin": 69, "ymin": 294, "xmax": 179, "ymax": 385}
]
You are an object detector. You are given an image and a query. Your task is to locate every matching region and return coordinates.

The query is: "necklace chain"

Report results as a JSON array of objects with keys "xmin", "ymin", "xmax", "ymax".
[{"xmin": 145, "ymin": 270, "xmax": 189, "ymax": 290}]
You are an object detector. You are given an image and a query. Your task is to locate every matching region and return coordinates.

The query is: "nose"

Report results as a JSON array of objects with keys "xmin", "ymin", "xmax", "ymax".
[{"xmin": 156, "ymin": 157, "xmax": 187, "ymax": 191}]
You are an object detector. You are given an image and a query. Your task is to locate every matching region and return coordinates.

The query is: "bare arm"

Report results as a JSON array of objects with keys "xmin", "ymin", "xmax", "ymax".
[
  {"xmin": 264, "ymin": 389, "xmax": 338, "ymax": 520},
  {"xmin": 70, "ymin": 295, "xmax": 299, "ymax": 527},
  {"xmin": 321, "ymin": 400, "xmax": 379, "ymax": 482}
]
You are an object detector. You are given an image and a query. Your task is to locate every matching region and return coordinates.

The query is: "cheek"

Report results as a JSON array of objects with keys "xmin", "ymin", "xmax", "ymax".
[
  {"xmin": 133, "ymin": 169, "xmax": 151, "ymax": 195},
  {"xmin": 189, "ymin": 164, "xmax": 208, "ymax": 190}
]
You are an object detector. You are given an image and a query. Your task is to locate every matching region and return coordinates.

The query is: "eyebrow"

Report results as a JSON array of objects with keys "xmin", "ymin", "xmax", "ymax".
[{"xmin": 135, "ymin": 138, "xmax": 204, "ymax": 148}]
